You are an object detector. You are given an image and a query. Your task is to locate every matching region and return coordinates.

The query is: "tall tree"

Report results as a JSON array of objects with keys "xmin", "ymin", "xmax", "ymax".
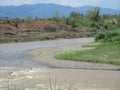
[
  {"xmin": 52, "ymin": 11, "xmax": 61, "ymax": 22},
  {"xmin": 87, "ymin": 7, "xmax": 100, "ymax": 22}
]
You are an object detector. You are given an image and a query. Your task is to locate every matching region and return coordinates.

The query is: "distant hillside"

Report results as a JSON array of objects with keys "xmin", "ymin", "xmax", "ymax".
[{"xmin": 0, "ymin": 3, "xmax": 120, "ymax": 19}]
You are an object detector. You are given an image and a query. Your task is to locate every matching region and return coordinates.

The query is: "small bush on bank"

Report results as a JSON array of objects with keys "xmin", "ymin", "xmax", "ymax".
[
  {"xmin": 44, "ymin": 25, "xmax": 59, "ymax": 32},
  {"xmin": 95, "ymin": 29, "xmax": 120, "ymax": 44},
  {"xmin": 108, "ymin": 36, "xmax": 120, "ymax": 44},
  {"xmin": 95, "ymin": 32, "xmax": 105, "ymax": 41}
]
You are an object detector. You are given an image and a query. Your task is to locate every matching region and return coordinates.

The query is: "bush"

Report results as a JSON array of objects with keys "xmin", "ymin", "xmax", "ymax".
[
  {"xmin": 104, "ymin": 31, "xmax": 119, "ymax": 41},
  {"xmin": 44, "ymin": 25, "xmax": 59, "ymax": 32},
  {"xmin": 95, "ymin": 32, "xmax": 105, "ymax": 41},
  {"xmin": 95, "ymin": 29, "xmax": 120, "ymax": 44},
  {"xmin": 108, "ymin": 36, "xmax": 120, "ymax": 44}
]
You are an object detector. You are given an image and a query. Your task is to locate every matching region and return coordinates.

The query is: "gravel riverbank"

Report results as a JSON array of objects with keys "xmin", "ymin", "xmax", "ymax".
[{"xmin": 27, "ymin": 43, "xmax": 119, "ymax": 70}]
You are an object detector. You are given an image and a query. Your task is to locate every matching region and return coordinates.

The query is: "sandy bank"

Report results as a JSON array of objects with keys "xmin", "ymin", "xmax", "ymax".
[{"xmin": 27, "ymin": 43, "xmax": 119, "ymax": 70}]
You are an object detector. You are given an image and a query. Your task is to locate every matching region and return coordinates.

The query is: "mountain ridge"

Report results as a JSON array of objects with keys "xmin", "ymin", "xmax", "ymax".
[{"xmin": 0, "ymin": 3, "xmax": 120, "ymax": 19}]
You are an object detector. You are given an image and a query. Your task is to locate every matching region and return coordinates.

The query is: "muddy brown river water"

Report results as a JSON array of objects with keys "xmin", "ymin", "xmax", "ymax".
[
  {"xmin": 0, "ymin": 37, "xmax": 94, "ymax": 68},
  {"xmin": 0, "ymin": 37, "xmax": 120, "ymax": 90}
]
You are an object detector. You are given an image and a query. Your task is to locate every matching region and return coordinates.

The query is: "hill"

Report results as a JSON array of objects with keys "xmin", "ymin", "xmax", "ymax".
[{"xmin": 0, "ymin": 3, "xmax": 120, "ymax": 19}]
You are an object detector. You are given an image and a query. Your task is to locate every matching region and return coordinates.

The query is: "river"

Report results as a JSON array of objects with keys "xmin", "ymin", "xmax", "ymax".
[{"xmin": 0, "ymin": 37, "xmax": 94, "ymax": 68}]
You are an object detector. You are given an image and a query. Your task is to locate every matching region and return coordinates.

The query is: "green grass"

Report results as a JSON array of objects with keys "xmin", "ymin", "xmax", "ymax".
[
  {"xmin": 0, "ymin": 35, "xmax": 56, "ymax": 44},
  {"xmin": 117, "ymin": 68, "xmax": 120, "ymax": 71},
  {"xmin": 55, "ymin": 43, "xmax": 120, "ymax": 66},
  {"xmin": 81, "ymin": 43, "xmax": 100, "ymax": 47}
]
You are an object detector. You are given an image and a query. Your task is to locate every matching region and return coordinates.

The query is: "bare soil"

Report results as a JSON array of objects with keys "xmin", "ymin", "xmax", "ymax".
[{"xmin": 0, "ymin": 20, "xmax": 85, "ymax": 43}]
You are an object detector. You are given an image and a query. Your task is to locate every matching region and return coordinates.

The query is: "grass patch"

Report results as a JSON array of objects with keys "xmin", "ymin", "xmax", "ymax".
[
  {"xmin": 55, "ymin": 43, "xmax": 120, "ymax": 66},
  {"xmin": 0, "ymin": 35, "xmax": 56, "ymax": 43},
  {"xmin": 117, "ymin": 67, "xmax": 120, "ymax": 71},
  {"xmin": 82, "ymin": 43, "xmax": 100, "ymax": 47}
]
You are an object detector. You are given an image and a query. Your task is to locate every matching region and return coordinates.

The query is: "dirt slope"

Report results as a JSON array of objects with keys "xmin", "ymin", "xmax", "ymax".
[{"xmin": 0, "ymin": 20, "xmax": 84, "ymax": 36}]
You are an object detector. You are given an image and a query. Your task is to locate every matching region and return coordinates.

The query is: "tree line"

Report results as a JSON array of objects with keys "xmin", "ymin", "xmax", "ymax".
[{"xmin": 49, "ymin": 7, "xmax": 120, "ymax": 32}]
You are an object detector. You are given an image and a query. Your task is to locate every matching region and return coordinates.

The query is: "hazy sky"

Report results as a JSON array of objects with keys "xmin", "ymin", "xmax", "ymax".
[{"xmin": 0, "ymin": 0, "xmax": 120, "ymax": 10}]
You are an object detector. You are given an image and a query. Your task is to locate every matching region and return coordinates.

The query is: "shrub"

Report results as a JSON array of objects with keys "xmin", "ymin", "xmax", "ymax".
[
  {"xmin": 95, "ymin": 32, "xmax": 105, "ymax": 41},
  {"xmin": 95, "ymin": 29, "xmax": 120, "ymax": 44},
  {"xmin": 44, "ymin": 25, "xmax": 59, "ymax": 32},
  {"xmin": 104, "ymin": 31, "xmax": 119, "ymax": 41},
  {"xmin": 108, "ymin": 36, "xmax": 120, "ymax": 44}
]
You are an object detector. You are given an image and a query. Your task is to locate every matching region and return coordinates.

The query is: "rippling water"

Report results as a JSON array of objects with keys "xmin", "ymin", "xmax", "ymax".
[{"xmin": 0, "ymin": 37, "xmax": 95, "ymax": 68}]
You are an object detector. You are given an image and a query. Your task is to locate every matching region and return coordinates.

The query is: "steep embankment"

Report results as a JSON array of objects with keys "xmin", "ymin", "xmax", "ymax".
[{"xmin": 0, "ymin": 20, "xmax": 85, "ymax": 43}]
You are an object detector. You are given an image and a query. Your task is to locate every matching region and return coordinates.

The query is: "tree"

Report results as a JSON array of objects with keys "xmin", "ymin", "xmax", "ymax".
[
  {"xmin": 67, "ymin": 12, "xmax": 84, "ymax": 28},
  {"xmin": 52, "ymin": 11, "xmax": 61, "ymax": 22},
  {"xmin": 35, "ymin": 17, "xmax": 39, "ymax": 20},
  {"xmin": 25, "ymin": 16, "xmax": 32, "ymax": 22},
  {"xmin": 87, "ymin": 7, "xmax": 100, "ymax": 22}
]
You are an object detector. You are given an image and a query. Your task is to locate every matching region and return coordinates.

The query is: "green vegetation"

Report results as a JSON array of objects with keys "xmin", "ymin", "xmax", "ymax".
[
  {"xmin": 1, "ymin": 7, "xmax": 120, "ymax": 43},
  {"xmin": 0, "ymin": 35, "xmax": 56, "ymax": 43},
  {"xmin": 43, "ymin": 25, "xmax": 59, "ymax": 32},
  {"xmin": 50, "ymin": 7, "xmax": 120, "ymax": 36},
  {"xmin": 95, "ymin": 29, "xmax": 120, "ymax": 44},
  {"xmin": 81, "ymin": 43, "xmax": 100, "ymax": 47},
  {"xmin": 55, "ymin": 43, "xmax": 120, "ymax": 65},
  {"xmin": 55, "ymin": 29, "xmax": 120, "ymax": 66},
  {"xmin": 24, "ymin": 16, "xmax": 32, "ymax": 22}
]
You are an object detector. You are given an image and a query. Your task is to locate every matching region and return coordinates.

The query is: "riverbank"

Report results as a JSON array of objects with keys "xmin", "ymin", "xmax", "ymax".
[{"xmin": 27, "ymin": 43, "xmax": 119, "ymax": 70}]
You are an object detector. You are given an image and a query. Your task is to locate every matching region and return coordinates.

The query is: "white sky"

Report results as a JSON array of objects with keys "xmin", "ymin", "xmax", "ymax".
[{"xmin": 0, "ymin": 0, "xmax": 120, "ymax": 10}]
